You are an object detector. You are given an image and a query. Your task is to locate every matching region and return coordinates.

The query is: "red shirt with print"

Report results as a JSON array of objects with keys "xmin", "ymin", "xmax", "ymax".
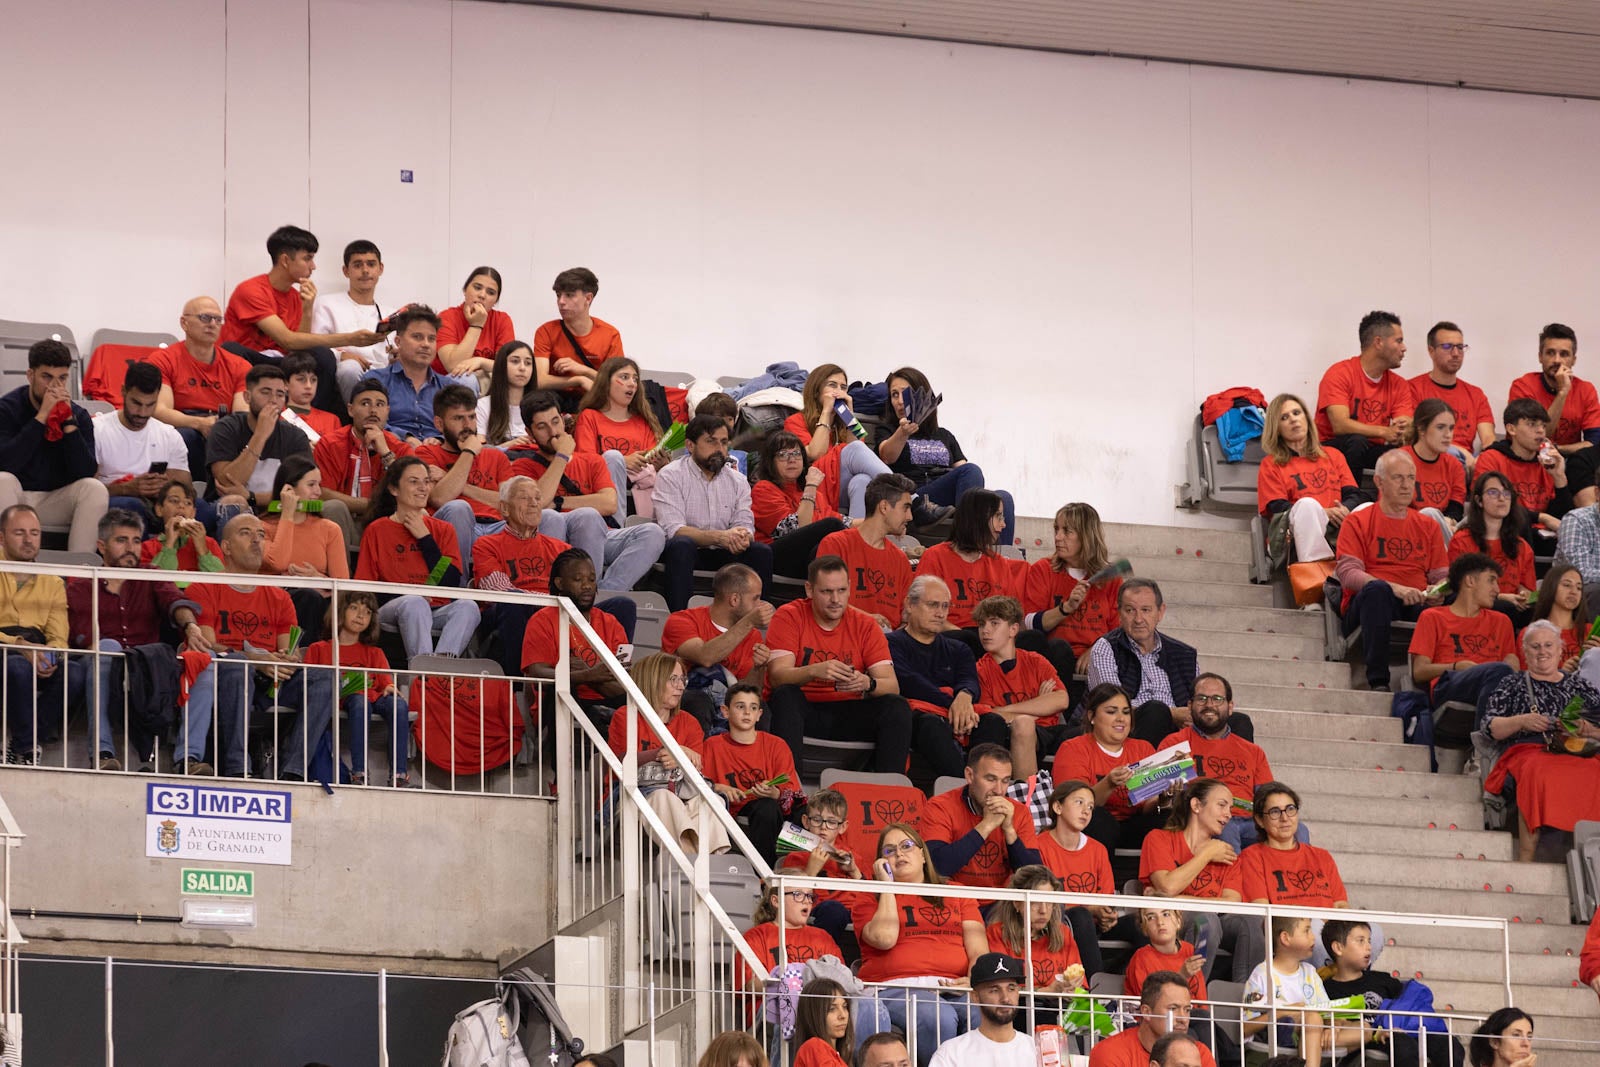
[
  {"xmin": 985, "ymin": 923, "xmax": 1082, "ymax": 990},
  {"xmin": 574, "ymin": 409, "xmax": 657, "ymax": 456},
  {"xmin": 314, "ymin": 427, "xmax": 412, "ymax": 503},
  {"xmin": 1239, "ymin": 842, "xmax": 1349, "ymax": 907},
  {"xmin": 188, "ymin": 582, "xmax": 295, "ymax": 651},
  {"xmin": 1408, "ymin": 373, "xmax": 1494, "ymax": 449},
  {"xmin": 1036, "ymin": 833, "xmax": 1115, "ymax": 896},
  {"xmin": 920, "ymin": 788, "xmax": 1040, "ymax": 889},
  {"xmin": 916, "ymin": 544, "xmax": 1021, "ymax": 629},
  {"xmin": 354, "ymin": 516, "xmax": 465, "ymax": 607},
  {"xmin": 817, "ymin": 527, "xmax": 913, "ymax": 624},
  {"xmin": 509, "ymin": 450, "xmax": 614, "ymax": 504},
  {"xmin": 976, "ymin": 650, "xmax": 1064, "ymax": 727},
  {"xmin": 765, "ymin": 601, "xmax": 892, "ymax": 703},
  {"xmin": 1255, "ymin": 450, "xmax": 1356, "ymax": 516},
  {"xmin": 435, "ymin": 306, "xmax": 515, "ymax": 369},
  {"xmin": 1473, "ymin": 446, "xmax": 1557, "ymax": 514},
  {"xmin": 1051, "ymin": 734, "xmax": 1155, "ymax": 820},
  {"xmin": 1448, "ymin": 528, "xmax": 1536, "ymax": 595},
  {"xmin": 1407, "ymin": 606, "xmax": 1515, "ymax": 691},
  {"xmin": 849, "ymin": 892, "xmax": 981, "ymax": 982},
  {"xmin": 471, "ymin": 530, "xmax": 569, "ymax": 593},
  {"xmin": 1158, "ymin": 727, "xmax": 1274, "ymax": 809},
  {"xmin": 1333, "ymin": 505, "xmax": 1448, "ymax": 611},
  {"xmin": 703, "ymin": 732, "xmax": 801, "ymax": 814},
  {"xmin": 662, "ymin": 606, "xmax": 761, "ymax": 679},
  {"xmin": 1403, "ymin": 445, "xmax": 1466, "ymax": 515},
  {"xmin": 524, "ymin": 606, "xmax": 627, "ymax": 702},
  {"xmin": 150, "ymin": 344, "xmax": 251, "ymax": 412},
  {"xmin": 1138, "ymin": 828, "xmax": 1243, "ymax": 898},
  {"xmin": 1022, "ymin": 562, "xmax": 1121, "ymax": 654},
  {"xmin": 1509, "ymin": 370, "xmax": 1600, "ymax": 445},
  {"xmin": 1314, "ymin": 356, "xmax": 1415, "ymax": 442},
  {"xmin": 412, "ymin": 444, "xmax": 512, "ymax": 522}
]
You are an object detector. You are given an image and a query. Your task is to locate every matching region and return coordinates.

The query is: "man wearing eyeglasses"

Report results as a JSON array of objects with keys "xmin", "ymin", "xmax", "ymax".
[
  {"xmin": 153, "ymin": 296, "xmax": 254, "ymax": 487},
  {"xmin": 1408, "ymin": 321, "xmax": 1495, "ymax": 474}
]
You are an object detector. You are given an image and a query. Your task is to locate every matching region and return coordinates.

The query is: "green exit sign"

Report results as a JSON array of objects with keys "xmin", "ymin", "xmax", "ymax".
[{"xmin": 181, "ymin": 868, "xmax": 254, "ymax": 897}]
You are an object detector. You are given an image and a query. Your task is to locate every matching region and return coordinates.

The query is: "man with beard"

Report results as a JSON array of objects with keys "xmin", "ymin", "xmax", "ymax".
[
  {"xmin": 0, "ymin": 504, "xmax": 87, "ymax": 763},
  {"xmin": 92, "ymin": 361, "xmax": 193, "ymax": 533},
  {"xmin": 377, "ymin": 304, "xmax": 449, "ymax": 446},
  {"xmin": 0, "ymin": 339, "xmax": 109, "ymax": 553},
  {"xmin": 66, "ymin": 509, "xmax": 218, "ymax": 773},
  {"xmin": 1089, "ymin": 971, "xmax": 1217, "ymax": 1067},
  {"xmin": 921, "ymin": 743, "xmax": 1041, "ymax": 892},
  {"xmin": 927, "ymin": 953, "xmax": 1032, "ymax": 1067},
  {"xmin": 1158, "ymin": 673, "xmax": 1281, "ymax": 850},
  {"xmin": 509, "ymin": 389, "xmax": 663, "ymax": 591},
  {"xmin": 414, "ymin": 384, "xmax": 513, "ymax": 568},
  {"xmin": 312, "ymin": 378, "xmax": 411, "ymax": 527},
  {"xmin": 653, "ymin": 415, "xmax": 773, "ymax": 611},
  {"xmin": 1408, "ymin": 321, "xmax": 1495, "ymax": 473},
  {"xmin": 205, "ymin": 364, "xmax": 311, "ymax": 512},
  {"xmin": 1509, "ymin": 322, "xmax": 1600, "ymax": 508},
  {"xmin": 1314, "ymin": 309, "xmax": 1414, "ymax": 479}
]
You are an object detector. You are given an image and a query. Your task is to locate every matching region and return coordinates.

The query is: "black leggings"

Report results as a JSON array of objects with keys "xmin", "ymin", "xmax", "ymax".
[{"xmin": 770, "ymin": 517, "xmax": 849, "ymax": 579}]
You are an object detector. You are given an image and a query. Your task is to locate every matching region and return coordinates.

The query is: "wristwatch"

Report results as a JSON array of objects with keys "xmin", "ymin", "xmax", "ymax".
[
  {"xmin": 552, "ymin": 496, "xmax": 566, "ymax": 511},
  {"xmin": 866, "ymin": 675, "xmax": 878, "ymax": 695}
]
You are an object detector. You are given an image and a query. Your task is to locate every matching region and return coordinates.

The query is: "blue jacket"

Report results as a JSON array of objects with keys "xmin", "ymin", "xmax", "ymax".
[
  {"xmin": 726, "ymin": 362, "xmax": 809, "ymax": 401},
  {"xmin": 0, "ymin": 386, "xmax": 97, "ymax": 490}
]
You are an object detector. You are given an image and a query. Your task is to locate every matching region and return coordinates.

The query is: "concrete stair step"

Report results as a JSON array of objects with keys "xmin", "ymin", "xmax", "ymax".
[
  {"xmin": 1310, "ymin": 819, "xmax": 1513, "ymax": 860},
  {"xmin": 1338, "ymin": 853, "xmax": 1568, "ymax": 895},
  {"xmin": 1123, "ymin": 553, "xmax": 1251, "ymax": 585},
  {"xmin": 1426, "ymin": 977, "xmax": 1596, "ymax": 1017},
  {"xmin": 1386, "ymin": 918, "xmax": 1583, "ymax": 954},
  {"xmin": 1346, "ymin": 882, "xmax": 1569, "ymax": 924},
  {"xmin": 1517, "ymin": 1014, "xmax": 1600, "ymax": 1045},
  {"xmin": 1300, "ymin": 791, "xmax": 1483, "ymax": 830},
  {"xmin": 1166, "ymin": 626, "xmax": 1325, "ymax": 660},
  {"xmin": 1162, "ymin": 604, "xmax": 1324, "ymax": 637},
  {"xmin": 1012, "ymin": 520, "xmax": 1256, "ymax": 565},
  {"xmin": 1197, "ymin": 653, "xmax": 1351, "ymax": 688},
  {"xmin": 1282, "ymin": 764, "xmax": 1480, "ymax": 801},
  {"xmin": 1379, "ymin": 945, "xmax": 1580, "ymax": 986},
  {"xmin": 1258, "ymin": 736, "xmax": 1421, "ymax": 770},
  {"xmin": 1229, "ymin": 683, "xmax": 1390, "ymax": 716},
  {"xmin": 1145, "ymin": 578, "xmax": 1275, "ymax": 608},
  {"xmin": 1247, "ymin": 709, "xmax": 1403, "ymax": 742}
]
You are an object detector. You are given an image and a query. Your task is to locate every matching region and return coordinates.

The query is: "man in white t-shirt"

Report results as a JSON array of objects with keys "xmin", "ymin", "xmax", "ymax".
[
  {"xmin": 927, "ymin": 953, "xmax": 1033, "ymax": 1067},
  {"xmin": 93, "ymin": 361, "xmax": 191, "ymax": 533},
  {"xmin": 310, "ymin": 238, "xmax": 392, "ymax": 400}
]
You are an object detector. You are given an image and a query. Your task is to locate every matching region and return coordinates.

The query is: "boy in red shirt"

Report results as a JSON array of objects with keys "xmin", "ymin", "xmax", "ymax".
[
  {"xmin": 972, "ymin": 595, "xmax": 1071, "ymax": 777},
  {"xmin": 776, "ymin": 787, "xmax": 866, "ymax": 950},
  {"xmin": 280, "ymin": 352, "xmax": 342, "ymax": 442},
  {"xmin": 816, "ymin": 474, "xmax": 915, "ymax": 630},
  {"xmin": 704, "ymin": 683, "xmax": 803, "ymax": 863},
  {"xmin": 1508, "ymin": 322, "xmax": 1600, "ymax": 507},
  {"xmin": 1408, "ymin": 552, "xmax": 1518, "ymax": 741},
  {"xmin": 531, "ymin": 268, "xmax": 624, "ymax": 399},
  {"xmin": 1314, "ymin": 310, "xmax": 1414, "ymax": 479},
  {"xmin": 919, "ymin": 743, "xmax": 1041, "ymax": 891},
  {"xmin": 220, "ymin": 225, "xmax": 384, "ymax": 417},
  {"xmin": 1475, "ymin": 397, "xmax": 1573, "ymax": 536},
  {"xmin": 1334, "ymin": 449, "xmax": 1449, "ymax": 691}
]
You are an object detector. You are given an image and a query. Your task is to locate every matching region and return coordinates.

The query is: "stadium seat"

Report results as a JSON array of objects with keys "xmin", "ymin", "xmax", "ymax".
[
  {"xmin": 35, "ymin": 550, "xmax": 100, "ymax": 567},
  {"xmin": 1204, "ymin": 979, "xmax": 1247, "ymax": 1047},
  {"xmin": 819, "ymin": 771, "xmax": 925, "ymax": 848},
  {"xmin": 932, "ymin": 775, "xmax": 964, "ymax": 797},
  {"xmin": 0, "ymin": 319, "xmax": 79, "ymax": 397},
  {"xmin": 716, "ymin": 376, "xmax": 750, "ymax": 389},
  {"xmin": 647, "ymin": 854, "xmax": 763, "ymax": 963},
  {"xmin": 83, "ymin": 330, "xmax": 179, "ymax": 407},
  {"xmin": 1179, "ymin": 414, "xmax": 1263, "ymax": 512},
  {"xmin": 641, "ymin": 368, "xmax": 695, "ymax": 389},
  {"xmin": 1566, "ymin": 819, "xmax": 1600, "ymax": 923},
  {"xmin": 615, "ymin": 590, "xmax": 670, "ymax": 656}
]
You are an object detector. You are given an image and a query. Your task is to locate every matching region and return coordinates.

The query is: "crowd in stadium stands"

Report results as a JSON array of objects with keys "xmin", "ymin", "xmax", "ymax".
[{"xmin": 0, "ymin": 235, "xmax": 1591, "ymax": 1064}]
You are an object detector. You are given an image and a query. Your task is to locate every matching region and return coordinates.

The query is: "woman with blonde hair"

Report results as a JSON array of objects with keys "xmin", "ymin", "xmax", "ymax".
[
  {"xmin": 1257, "ymin": 392, "xmax": 1363, "ymax": 569},
  {"xmin": 698, "ymin": 1030, "xmax": 769, "ymax": 1067},
  {"xmin": 1019, "ymin": 501, "xmax": 1121, "ymax": 681}
]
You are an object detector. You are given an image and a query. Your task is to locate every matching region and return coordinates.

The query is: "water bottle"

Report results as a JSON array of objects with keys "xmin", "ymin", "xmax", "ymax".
[{"xmin": 833, "ymin": 399, "xmax": 868, "ymax": 441}]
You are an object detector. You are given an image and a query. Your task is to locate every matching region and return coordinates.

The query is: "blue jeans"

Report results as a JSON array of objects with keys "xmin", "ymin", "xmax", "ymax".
[
  {"xmin": 377, "ymin": 595, "xmax": 481, "ymax": 660},
  {"xmin": 3, "ymin": 647, "xmax": 86, "ymax": 752},
  {"xmin": 212, "ymin": 657, "xmax": 335, "ymax": 778},
  {"xmin": 343, "ymin": 692, "xmax": 409, "ymax": 778},
  {"xmin": 434, "ymin": 500, "xmax": 504, "ymax": 572},
  {"xmin": 860, "ymin": 985, "xmax": 967, "ymax": 1067},
  {"xmin": 94, "ymin": 639, "xmax": 216, "ymax": 763},
  {"xmin": 543, "ymin": 507, "xmax": 665, "ymax": 592},
  {"xmin": 918, "ymin": 463, "xmax": 1015, "ymax": 546},
  {"xmin": 836, "ymin": 440, "xmax": 893, "ymax": 518},
  {"xmin": 1431, "ymin": 661, "xmax": 1515, "ymax": 714}
]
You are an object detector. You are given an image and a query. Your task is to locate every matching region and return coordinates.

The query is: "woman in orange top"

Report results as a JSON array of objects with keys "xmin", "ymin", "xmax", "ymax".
[
  {"xmin": 789, "ymin": 978, "xmax": 854, "ymax": 1067},
  {"xmin": 574, "ymin": 357, "xmax": 668, "ymax": 520},
  {"xmin": 851, "ymin": 822, "xmax": 985, "ymax": 1067},
  {"xmin": 1050, "ymin": 685, "xmax": 1161, "ymax": 856},
  {"xmin": 1531, "ymin": 564, "xmax": 1594, "ymax": 670},
  {"xmin": 610, "ymin": 652, "xmax": 729, "ymax": 856},
  {"xmin": 263, "ymin": 455, "xmax": 349, "ymax": 642},
  {"xmin": 750, "ymin": 430, "xmax": 849, "ymax": 578},
  {"xmin": 1257, "ymin": 392, "xmax": 1361, "ymax": 567},
  {"xmin": 1018, "ymin": 502, "xmax": 1120, "ymax": 685},
  {"xmin": 917, "ymin": 490, "xmax": 1020, "ymax": 653},
  {"xmin": 984, "ymin": 865, "xmax": 1084, "ymax": 1008},
  {"xmin": 434, "ymin": 266, "xmax": 510, "ymax": 388},
  {"xmin": 1452, "ymin": 471, "xmax": 1537, "ymax": 629}
]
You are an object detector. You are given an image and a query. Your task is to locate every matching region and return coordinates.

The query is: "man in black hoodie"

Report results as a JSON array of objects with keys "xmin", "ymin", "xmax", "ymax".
[{"xmin": 0, "ymin": 339, "xmax": 109, "ymax": 553}]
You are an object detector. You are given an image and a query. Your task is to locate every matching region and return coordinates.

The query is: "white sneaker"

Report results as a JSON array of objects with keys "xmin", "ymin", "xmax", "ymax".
[{"xmin": 1300, "ymin": 602, "xmax": 1324, "ymax": 612}]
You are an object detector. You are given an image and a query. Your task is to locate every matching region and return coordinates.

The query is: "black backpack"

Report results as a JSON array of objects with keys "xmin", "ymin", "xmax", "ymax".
[{"xmin": 108, "ymin": 644, "xmax": 182, "ymax": 759}]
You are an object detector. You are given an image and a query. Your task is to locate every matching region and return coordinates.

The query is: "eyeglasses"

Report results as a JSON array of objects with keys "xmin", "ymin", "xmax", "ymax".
[
  {"xmin": 1434, "ymin": 342, "xmax": 1470, "ymax": 354},
  {"xmin": 783, "ymin": 890, "xmax": 816, "ymax": 903},
  {"xmin": 188, "ymin": 313, "xmax": 224, "ymax": 325},
  {"xmin": 880, "ymin": 840, "xmax": 921, "ymax": 858},
  {"xmin": 1191, "ymin": 694, "xmax": 1229, "ymax": 706},
  {"xmin": 774, "ymin": 449, "xmax": 803, "ymax": 461},
  {"xmin": 1263, "ymin": 804, "xmax": 1299, "ymax": 821},
  {"xmin": 809, "ymin": 816, "xmax": 844, "ymax": 830},
  {"xmin": 1481, "ymin": 488, "xmax": 1512, "ymax": 500},
  {"xmin": 666, "ymin": 675, "xmax": 687, "ymax": 687}
]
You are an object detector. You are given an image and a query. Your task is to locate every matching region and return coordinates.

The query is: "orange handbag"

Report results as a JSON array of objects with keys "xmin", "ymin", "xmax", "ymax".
[{"xmin": 1288, "ymin": 560, "xmax": 1336, "ymax": 605}]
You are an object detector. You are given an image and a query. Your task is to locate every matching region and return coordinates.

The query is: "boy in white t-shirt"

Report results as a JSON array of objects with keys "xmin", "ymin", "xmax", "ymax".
[
  {"xmin": 310, "ymin": 239, "xmax": 392, "ymax": 400},
  {"xmin": 1242, "ymin": 915, "xmax": 1364, "ymax": 1064}
]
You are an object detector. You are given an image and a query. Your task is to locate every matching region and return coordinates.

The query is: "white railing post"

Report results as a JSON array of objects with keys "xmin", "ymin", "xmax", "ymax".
[
  {"xmin": 691, "ymin": 804, "xmax": 714, "ymax": 1053},
  {"xmin": 554, "ymin": 614, "xmax": 575, "ymax": 930},
  {"xmin": 377, "ymin": 967, "xmax": 389, "ymax": 1067},
  {"xmin": 104, "ymin": 956, "xmax": 114, "ymax": 1067},
  {"xmin": 620, "ymin": 691, "xmax": 643, "ymax": 1034}
]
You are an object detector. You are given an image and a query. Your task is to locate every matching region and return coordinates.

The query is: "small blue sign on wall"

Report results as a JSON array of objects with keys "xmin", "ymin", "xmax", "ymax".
[{"xmin": 400, "ymin": 170, "xmax": 414, "ymax": 183}]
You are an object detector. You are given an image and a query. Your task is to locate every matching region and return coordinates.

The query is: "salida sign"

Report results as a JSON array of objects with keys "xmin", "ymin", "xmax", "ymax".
[{"xmin": 146, "ymin": 783, "xmax": 293, "ymax": 866}]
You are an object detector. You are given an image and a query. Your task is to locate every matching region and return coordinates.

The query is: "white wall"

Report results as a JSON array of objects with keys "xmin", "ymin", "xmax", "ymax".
[{"xmin": 5, "ymin": 0, "xmax": 1600, "ymax": 527}]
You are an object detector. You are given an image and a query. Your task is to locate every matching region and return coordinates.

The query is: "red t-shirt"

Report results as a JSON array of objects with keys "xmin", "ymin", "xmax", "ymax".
[
  {"xmin": 313, "ymin": 428, "xmax": 412, "ymax": 502},
  {"xmin": 1333, "ymin": 505, "xmax": 1448, "ymax": 610},
  {"xmin": 1138, "ymin": 828, "xmax": 1244, "ymax": 898},
  {"xmin": 792, "ymin": 1039, "xmax": 849, "ymax": 1067},
  {"xmin": 784, "ymin": 412, "xmax": 850, "ymax": 505},
  {"xmin": 435, "ymin": 306, "xmax": 515, "ymax": 369},
  {"xmin": 778, "ymin": 848, "xmax": 865, "ymax": 908},
  {"xmin": 1089, "ymin": 1028, "xmax": 1216, "ymax": 1067},
  {"xmin": 1021, "ymin": 562, "xmax": 1121, "ymax": 655},
  {"xmin": 525, "ymin": 607, "xmax": 628, "ymax": 702},
  {"xmin": 1051, "ymin": 734, "xmax": 1155, "ymax": 820},
  {"xmin": 1157, "ymin": 727, "xmax": 1273, "ymax": 808},
  {"xmin": 1509, "ymin": 370, "xmax": 1600, "ymax": 445},
  {"xmin": 1448, "ymin": 528, "xmax": 1536, "ymax": 595},
  {"xmin": 1238, "ymin": 842, "xmax": 1349, "ymax": 907},
  {"xmin": 1408, "ymin": 373, "xmax": 1494, "ymax": 448},
  {"xmin": 816, "ymin": 527, "xmax": 913, "ymax": 624},
  {"xmin": 849, "ymin": 892, "xmax": 981, "ymax": 982},
  {"xmin": 1403, "ymin": 446, "xmax": 1466, "ymax": 515},
  {"xmin": 1473, "ymin": 446, "xmax": 1557, "ymax": 514},
  {"xmin": 919, "ymin": 789, "xmax": 1040, "ymax": 889},
  {"xmin": 976, "ymin": 650, "xmax": 1064, "ymax": 728},
  {"xmin": 703, "ymin": 732, "xmax": 801, "ymax": 814},
  {"xmin": 188, "ymin": 582, "xmax": 296, "ymax": 651},
  {"xmin": 1035, "ymin": 832, "xmax": 1115, "ymax": 896},
  {"xmin": 303, "ymin": 640, "xmax": 392, "ymax": 701},
  {"xmin": 471, "ymin": 530, "xmax": 569, "ymax": 593},
  {"xmin": 916, "ymin": 544, "xmax": 1021, "ymax": 628},
  {"xmin": 140, "ymin": 534, "xmax": 222, "ymax": 571},
  {"xmin": 661, "ymin": 605, "xmax": 761, "ymax": 679},
  {"xmin": 574, "ymin": 409, "xmax": 657, "ymax": 456},
  {"xmin": 1124, "ymin": 941, "xmax": 1206, "ymax": 1001},
  {"xmin": 221, "ymin": 274, "xmax": 301, "ymax": 353},
  {"xmin": 291, "ymin": 407, "xmax": 341, "ymax": 440},
  {"xmin": 532, "ymin": 318, "xmax": 625, "ymax": 375},
  {"xmin": 1407, "ymin": 606, "xmax": 1515, "ymax": 691},
  {"xmin": 150, "ymin": 344, "xmax": 251, "ymax": 413},
  {"xmin": 412, "ymin": 444, "xmax": 512, "ymax": 522},
  {"xmin": 509, "ymin": 450, "xmax": 613, "ymax": 504},
  {"xmin": 739, "ymin": 923, "xmax": 842, "ymax": 986},
  {"xmin": 985, "ymin": 923, "xmax": 1081, "ymax": 989},
  {"xmin": 766, "ymin": 601, "xmax": 892, "ymax": 703},
  {"xmin": 353, "ymin": 516, "xmax": 464, "ymax": 607},
  {"xmin": 1255, "ymin": 451, "xmax": 1357, "ymax": 516},
  {"xmin": 751, "ymin": 480, "xmax": 842, "ymax": 543},
  {"xmin": 1581, "ymin": 906, "xmax": 1600, "ymax": 987},
  {"xmin": 606, "ymin": 704, "xmax": 702, "ymax": 758},
  {"xmin": 1314, "ymin": 356, "xmax": 1415, "ymax": 442}
]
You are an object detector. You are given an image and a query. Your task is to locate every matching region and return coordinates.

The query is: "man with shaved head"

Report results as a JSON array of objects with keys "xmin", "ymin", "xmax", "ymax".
[
  {"xmin": 153, "ymin": 296, "xmax": 254, "ymax": 483},
  {"xmin": 1334, "ymin": 449, "xmax": 1449, "ymax": 691}
]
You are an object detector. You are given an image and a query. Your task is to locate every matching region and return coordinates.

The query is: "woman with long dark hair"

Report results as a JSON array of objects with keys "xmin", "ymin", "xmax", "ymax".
[
  {"xmin": 477, "ymin": 340, "xmax": 534, "ymax": 446},
  {"xmin": 1451, "ymin": 470, "xmax": 1535, "ymax": 628},
  {"xmin": 1469, "ymin": 1007, "xmax": 1535, "ymax": 1067},
  {"xmin": 574, "ymin": 357, "xmax": 667, "ymax": 519},
  {"xmin": 1531, "ymin": 563, "xmax": 1593, "ymax": 668}
]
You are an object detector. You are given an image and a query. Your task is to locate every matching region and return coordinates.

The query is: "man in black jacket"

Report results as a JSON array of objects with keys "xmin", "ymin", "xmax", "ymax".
[{"xmin": 0, "ymin": 339, "xmax": 108, "ymax": 552}]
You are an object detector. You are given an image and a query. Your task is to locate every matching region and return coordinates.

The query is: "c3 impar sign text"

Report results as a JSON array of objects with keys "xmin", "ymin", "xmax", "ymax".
[{"xmin": 146, "ymin": 783, "xmax": 293, "ymax": 866}]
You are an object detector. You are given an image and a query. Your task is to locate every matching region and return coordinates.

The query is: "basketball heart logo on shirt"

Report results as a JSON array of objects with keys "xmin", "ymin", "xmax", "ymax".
[
  {"xmin": 917, "ymin": 904, "xmax": 954, "ymax": 927},
  {"xmin": 228, "ymin": 611, "xmax": 261, "ymax": 635},
  {"xmin": 854, "ymin": 567, "xmax": 889, "ymax": 595},
  {"xmin": 600, "ymin": 434, "xmax": 634, "ymax": 453},
  {"xmin": 952, "ymin": 578, "xmax": 997, "ymax": 602},
  {"xmin": 1286, "ymin": 869, "xmax": 1319, "ymax": 893},
  {"xmin": 1290, "ymin": 469, "xmax": 1330, "ymax": 492},
  {"xmin": 974, "ymin": 840, "xmax": 1004, "ymax": 871},
  {"xmin": 1452, "ymin": 633, "xmax": 1495, "ymax": 658},
  {"xmin": 1063, "ymin": 872, "xmax": 1098, "ymax": 894},
  {"xmin": 1419, "ymin": 482, "xmax": 1450, "ymax": 507},
  {"xmin": 1357, "ymin": 398, "xmax": 1388, "ymax": 424},
  {"xmin": 1199, "ymin": 755, "xmax": 1238, "ymax": 783},
  {"xmin": 873, "ymin": 799, "xmax": 909, "ymax": 824},
  {"xmin": 772, "ymin": 944, "xmax": 820, "ymax": 965},
  {"xmin": 1375, "ymin": 536, "xmax": 1420, "ymax": 562},
  {"xmin": 799, "ymin": 647, "xmax": 854, "ymax": 668},
  {"xmin": 1559, "ymin": 418, "xmax": 1581, "ymax": 443},
  {"xmin": 1190, "ymin": 868, "xmax": 1218, "ymax": 894}
]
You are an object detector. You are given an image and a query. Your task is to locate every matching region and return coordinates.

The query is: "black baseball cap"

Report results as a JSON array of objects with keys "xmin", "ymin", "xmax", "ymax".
[{"xmin": 971, "ymin": 952, "xmax": 1024, "ymax": 987}]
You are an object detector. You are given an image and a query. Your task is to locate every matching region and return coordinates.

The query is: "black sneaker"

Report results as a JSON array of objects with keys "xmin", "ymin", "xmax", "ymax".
[
  {"xmin": 5, "ymin": 747, "xmax": 39, "ymax": 766},
  {"xmin": 910, "ymin": 496, "xmax": 953, "ymax": 529}
]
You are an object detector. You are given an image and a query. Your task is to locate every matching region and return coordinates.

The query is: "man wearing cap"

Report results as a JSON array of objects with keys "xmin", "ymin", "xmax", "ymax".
[
  {"xmin": 1088, "ymin": 971, "xmax": 1217, "ymax": 1067},
  {"xmin": 927, "ymin": 953, "xmax": 1032, "ymax": 1067}
]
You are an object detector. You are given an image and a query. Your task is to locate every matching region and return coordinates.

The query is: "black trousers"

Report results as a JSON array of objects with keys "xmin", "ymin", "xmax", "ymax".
[
  {"xmin": 1324, "ymin": 434, "xmax": 1396, "ymax": 480},
  {"xmin": 764, "ymin": 686, "xmax": 912, "ymax": 776},
  {"xmin": 660, "ymin": 536, "xmax": 774, "ymax": 612},
  {"xmin": 224, "ymin": 341, "xmax": 346, "ymax": 420},
  {"xmin": 1342, "ymin": 580, "xmax": 1422, "ymax": 689},
  {"xmin": 738, "ymin": 796, "xmax": 787, "ymax": 865},
  {"xmin": 771, "ymin": 518, "xmax": 849, "ymax": 579}
]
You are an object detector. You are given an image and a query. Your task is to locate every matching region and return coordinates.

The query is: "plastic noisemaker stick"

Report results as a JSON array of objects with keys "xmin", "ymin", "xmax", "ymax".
[{"xmin": 1087, "ymin": 558, "xmax": 1133, "ymax": 584}]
